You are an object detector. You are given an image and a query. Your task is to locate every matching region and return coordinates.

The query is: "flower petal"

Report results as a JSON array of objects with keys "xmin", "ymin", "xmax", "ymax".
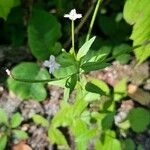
[
  {"xmin": 76, "ymin": 14, "xmax": 82, "ymax": 19},
  {"xmin": 54, "ymin": 63, "xmax": 60, "ymax": 69},
  {"xmin": 64, "ymin": 14, "xmax": 69, "ymax": 18},
  {"xmin": 70, "ymin": 9, "xmax": 76, "ymax": 16},
  {"xmin": 49, "ymin": 55, "xmax": 55, "ymax": 62},
  {"xmin": 49, "ymin": 67, "xmax": 55, "ymax": 74},
  {"xmin": 43, "ymin": 55, "xmax": 60, "ymax": 74},
  {"xmin": 64, "ymin": 9, "xmax": 82, "ymax": 21},
  {"xmin": 43, "ymin": 60, "xmax": 50, "ymax": 67}
]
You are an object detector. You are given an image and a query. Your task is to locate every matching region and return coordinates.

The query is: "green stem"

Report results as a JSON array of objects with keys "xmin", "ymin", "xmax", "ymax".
[
  {"xmin": 64, "ymin": 4, "xmax": 94, "ymax": 49},
  {"xmin": 9, "ymin": 72, "xmax": 72, "ymax": 83},
  {"xmin": 72, "ymin": 20, "xmax": 75, "ymax": 55},
  {"xmin": 86, "ymin": 0, "xmax": 103, "ymax": 42}
]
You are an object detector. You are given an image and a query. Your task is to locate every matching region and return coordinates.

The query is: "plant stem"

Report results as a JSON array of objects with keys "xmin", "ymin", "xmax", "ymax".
[
  {"xmin": 8, "ymin": 71, "xmax": 74, "ymax": 83},
  {"xmin": 71, "ymin": 20, "xmax": 75, "ymax": 54},
  {"xmin": 86, "ymin": 0, "xmax": 103, "ymax": 42},
  {"xmin": 64, "ymin": 4, "xmax": 94, "ymax": 48}
]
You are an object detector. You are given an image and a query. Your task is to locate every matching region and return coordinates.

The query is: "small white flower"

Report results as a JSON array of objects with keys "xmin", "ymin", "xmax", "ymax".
[
  {"xmin": 64, "ymin": 9, "xmax": 82, "ymax": 21},
  {"xmin": 43, "ymin": 55, "xmax": 60, "ymax": 74}
]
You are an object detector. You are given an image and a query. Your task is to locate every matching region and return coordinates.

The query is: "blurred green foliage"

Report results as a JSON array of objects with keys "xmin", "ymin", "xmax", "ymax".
[{"xmin": 0, "ymin": 108, "xmax": 28, "ymax": 150}]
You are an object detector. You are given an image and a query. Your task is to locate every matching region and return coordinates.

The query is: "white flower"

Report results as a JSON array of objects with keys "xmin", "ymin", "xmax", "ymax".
[
  {"xmin": 64, "ymin": 9, "xmax": 82, "ymax": 21},
  {"xmin": 43, "ymin": 55, "xmax": 60, "ymax": 74}
]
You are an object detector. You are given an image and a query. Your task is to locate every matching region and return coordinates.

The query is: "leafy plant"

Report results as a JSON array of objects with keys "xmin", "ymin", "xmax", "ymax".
[
  {"xmin": 114, "ymin": 78, "xmax": 127, "ymax": 101},
  {"xmin": 7, "ymin": 62, "xmax": 50, "ymax": 101},
  {"xmin": 95, "ymin": 130, "xmax": 121, "ymax": 150},
  {"xmin": 32, "ymin": 114, "xmax": 49, "ymax": 127},
  {"xmin": 0, "ymin": 0, "xmax": 20, "ymax": 20},
  {"xmin": 123, "ymin": 0, "xmax": 150, "ymax": 63},
  {"xmin": 112, "ymin": 44, "xmax": 131, "ymax": 64},
  {"xmin": 2, "ymin": 0, "xmax": 150, "ymax": 149},
  {"xmin": 0, "ymin": 108, "xmax": 28, "ymax": 150},
  {"xmin": 128, "ymin": 107, "xmax": 150, "ymax": 133},
  {"xmin": 122, "ymin": 138, "xmax": 136, "ymax": 150},
  {"xmin": 32, "ymin": 112, "xmax": 69, "ymax": 148},
  {"xmin": 28, "ymin": 8, "xmax": 62, "ymax": 60}
]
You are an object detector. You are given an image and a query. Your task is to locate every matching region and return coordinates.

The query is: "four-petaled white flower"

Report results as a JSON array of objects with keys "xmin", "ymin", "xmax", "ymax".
[
  {"xmin": 43, "ymin": 55, "xmax": 60, "ymax": 74},
  {"xmin": 64, "ymin": 9, "xmax": 82, "ymax": 21}
]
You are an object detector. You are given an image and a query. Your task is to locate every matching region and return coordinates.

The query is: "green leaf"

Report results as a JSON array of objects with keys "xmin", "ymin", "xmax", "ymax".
[
  {"xmin": 76, "ymin": 141, "xmax": 87, "ymax": 150},
  {"xmin": 95, "ymin": 132, "xmax": 121, "ymax": 150},
  {"xmin": 56, "ymin": 52, "xmax": 76, "ymax": 67},
  {"xmin": 0, "ymin": 135, "xmax": 7, "ymax": 150},
  {"xmin": 76, "ymin": 128, "xmax": 97, "ymax": 142},
  {"xmin": 122, "ymin": 138, "xmax": 135, "ymax": 150},
  {"xmin": 97, "ymin": 46, "xmax": 112, "ymax": 59},
  {"xmin": 85, "ymin": 78, "xmax": 110, "ymax": 96},
  {"xmin": 81, "ymin": 46, "xmax": 111, "ymax": 64},
  {"xmin": 116, "ymin": 54, "xmax": 130, "ymax": 64},
  {"xmin": 0, "ymin": 0, "xmax": 14, "ymax": 20},
  {"xmin": 80, "ymin": 111, "xmax": 91, "ymax": 125},
  {"xmin": 114, "ymin": 78, "xmax": 127, "ymax": 101},
  {"xmin": 77, "ymin": 36, "xmax": 96, "ymax": 61},
  {"xmin": 63, "ymin": 74, "xmax": 78, "ymax": 101},
  {"xmin": 71, "ymin": 119, "xmax": 89, "ymax": 150},
  {"xmin": 54, "ymin": 65, "xmax": 78, "ymax": 78},
  {"xmin": 102, "ymin": 112, "xmax": 115, "ymax": 130},
  {"xmin": 63, "ymin": 87, "xmax": 70, "ymax": 102},
  {"xmin": 48, "ymin": 128, "xmax": 68, "ymax": 147},
  {"xmin": 7, "ymin": 62, "xmax": 50, "ymax": 101},
  {"xmin": 117, "ymin": 120, "xmax": 130, "ymax": 130},
  {"xmin": 81, "ymin": 62, "xmax": 110, "ymax": 72},
  {"xmin": 137, "ymin": 145, "xmax": 144, "ymax": 150},
  {"xmin": 65, "ymin": 74, "xmax": 77, "ymax": 94},
  {"xmin": 0, "ymin": 108, "xmax": 8, "ymax": 125},
  {"xmin": 50, "ymin": 42, "xmax": 62, "ymax": 56},
  {"xmin": 51, "ymin": 99, "xmax": 88, "ymax": 128},
  {"xmin": 28, "ymin": 8, "xmax": 61, "ymax": 60},
  {"xmin": 48, "ymin": 78, "xmax": 68, "ymax": 88},
  {"xmin": 98, "ymin": 15, "xmax": 117, "ymax": 38},
  {"xmin": 54, "ymin": 52, "xmax": 78, "ymax": 78},
  {"xmin": 98, "ymin": 15, "xmax": 129, "ymax": 42},
  {"xmin": 72, "ymin": 99, "xmax": 88, "ymax": 118},
  {"xmin": 13, "ymin": 130, "xmax": 28, "ymax": 140},
  {"xmin": 51, "ymin": 102, "xmax": 73, "ymax": 127},
  {"xmin": 83, "ymin": 92, "xmax": 100, "ymax": 102},
  {"xmin": 91, "ymin": 112, "xmax": 107, "ymax": 129},
  {"xmin": 123, "ymin": 0, "xmax": 150, "ymax": 63},
  {"xmin": 32, "ymin": 114, "xmax": 49, "ymax": 127},
  {"xmin": 85, "ymin": 82, "xmax": 106, "ymax": 95},
  {"xmin": 71, "ymin": 119, "xmax": 87, "ymax": 137},
  {"xmin": 128, "ymin": 108, "xmax": 150, "ymax": 133},
  {"xmin": 102, "ymin": 100, "xmax": 116, "ymax": 112},
  {"xmin": 75, "ymin": 80, "xmax": 100, "ymax": 102},
  {"xmin": 70, "ymin": 119, "xmax": 97, "ymax": 150},
  {"xmin": 10, "ymin": 112, "xmax": 22, "ymax": 128},
  {"xmin": 113, "ymin": 44, "xmax": 131, "ymax": 64},
  {"xmin": 13, "ymin": 0, "xmax": 20, "ymax": 7}
]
